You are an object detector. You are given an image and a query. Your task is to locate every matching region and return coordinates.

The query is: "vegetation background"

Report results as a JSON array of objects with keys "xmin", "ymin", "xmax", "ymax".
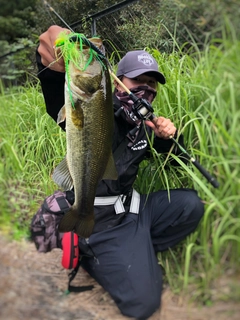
[
  {"xmin": 0, "ymin": 0, "xmax": 239, "ymax": 308},
  {"xmin": 1, "ymin": 0, "xmax": 240, "ymax": 83}
]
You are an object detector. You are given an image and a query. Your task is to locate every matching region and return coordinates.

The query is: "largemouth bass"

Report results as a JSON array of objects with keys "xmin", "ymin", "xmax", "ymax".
[{"xmin": 52, "ymin": 37, "xmax": 118, "ymax": 238}]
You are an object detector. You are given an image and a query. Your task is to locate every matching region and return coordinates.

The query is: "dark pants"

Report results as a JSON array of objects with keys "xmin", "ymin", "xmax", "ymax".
[{"xmin": 81, "ymin": 188, "xmax": 204, "ymax": 319}]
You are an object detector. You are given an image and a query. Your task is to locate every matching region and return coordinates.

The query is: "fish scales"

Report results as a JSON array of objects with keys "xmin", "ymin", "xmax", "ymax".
[{"xmin": 52, "ymin": 38, "xmax": 118, "ymax": 238}]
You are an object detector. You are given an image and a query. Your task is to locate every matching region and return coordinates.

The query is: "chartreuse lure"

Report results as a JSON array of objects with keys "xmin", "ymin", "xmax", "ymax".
[{"xmin": 54, "ymin": 31, "xmax": 104, "ymax": 107}]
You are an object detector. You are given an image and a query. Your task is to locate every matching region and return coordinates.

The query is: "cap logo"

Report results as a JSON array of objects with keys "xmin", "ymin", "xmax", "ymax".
[{"xmin": 138, "ymin": 53, "xmax": 154, "ymax": 66}]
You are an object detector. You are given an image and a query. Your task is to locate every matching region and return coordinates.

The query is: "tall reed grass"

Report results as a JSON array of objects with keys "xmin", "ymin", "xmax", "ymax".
[
  {"xmin": 0, "ymin": 82, "xmax": 66, "ymax": 237},
  {"xmin": 0, "ymin": 22, "xmax": 239, "ymax": 302},
  {"xmin": 136, "ymin": 22, "xmax": 240, "ymax": 301}
]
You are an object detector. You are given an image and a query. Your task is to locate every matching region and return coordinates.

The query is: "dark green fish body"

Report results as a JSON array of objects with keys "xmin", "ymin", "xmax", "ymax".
[{"xmin": 52, "ymin": 38, "xmax": 117, "ymax": 238}]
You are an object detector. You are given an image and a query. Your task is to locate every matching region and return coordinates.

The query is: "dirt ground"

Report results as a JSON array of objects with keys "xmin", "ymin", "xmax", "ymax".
[{"xmin": 0, "ymin": 234, "xmax": 239, "ymax": 320}]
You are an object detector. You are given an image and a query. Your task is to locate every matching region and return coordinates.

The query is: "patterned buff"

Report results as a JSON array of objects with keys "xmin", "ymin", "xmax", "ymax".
[{"xmin": 115, "ymin": 85, "xmax": 157, "ymax": 126}]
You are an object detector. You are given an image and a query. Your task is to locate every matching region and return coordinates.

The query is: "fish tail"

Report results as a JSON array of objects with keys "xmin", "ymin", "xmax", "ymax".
[
  {"xmin": 58, "ymin": 208, "xmax": 95, "ymax": 238},
  {"xmin": 75, "ymin": 215, "xmax": 95, "ymax": 239}
]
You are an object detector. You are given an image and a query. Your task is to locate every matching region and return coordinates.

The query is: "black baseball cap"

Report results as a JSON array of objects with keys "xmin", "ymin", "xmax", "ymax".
[{"xmin": 116, "ymin": 50, "xmax": 165, "ymax": 84}]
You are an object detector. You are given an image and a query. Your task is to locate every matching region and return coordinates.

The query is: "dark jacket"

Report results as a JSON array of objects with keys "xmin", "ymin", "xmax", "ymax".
[{"xmin": 96, "ymin": 94, "xmax": 184, "ymax": 197}]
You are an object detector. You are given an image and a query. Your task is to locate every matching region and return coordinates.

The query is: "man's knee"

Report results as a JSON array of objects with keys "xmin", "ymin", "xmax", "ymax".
[
  {"xmin": 120, "ymin": 291, "xmax": 161, "ymax": 320},
  {"xmin": 185, "ymin": 189, "xmax": 204, "ymax": 222},
  {"xmin": 115, "ymin": 265, "xmax": 162, "ymax": 319},
  {"xmin": 170, "ymin": 189, "xmax": 204, "ymax": 229}
]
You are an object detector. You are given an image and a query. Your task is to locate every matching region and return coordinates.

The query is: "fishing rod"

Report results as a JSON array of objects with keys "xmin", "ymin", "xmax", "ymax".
[
  {"xmin": 42, "ymin": 1, "xmax": 219, "ymax": 188},
  {"xmin": 63, "ymin": 37, "xmax": 220, "ymax": 188},
  {"xmin": 42, "ymin": 0, "xmax": 74, "ymax": 31},
  {"xmin": 110, "ymin": 75, "xmax": 219, "ymax": 188}
]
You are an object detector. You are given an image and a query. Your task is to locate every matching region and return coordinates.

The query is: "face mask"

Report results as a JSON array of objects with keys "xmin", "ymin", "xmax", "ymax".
[{"xmin": 115, "ymin": 85, "xmax": 157, "ymax": 125}]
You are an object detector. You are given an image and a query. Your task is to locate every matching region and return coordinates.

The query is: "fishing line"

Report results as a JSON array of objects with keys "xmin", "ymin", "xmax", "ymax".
[
  {"xmin": 41, "ymin": 0, "xmax": 59, "ymax": 27},
  {"xmin": 42, "ymin": 0, "xmax": 74, "ymax": 32},
  {"xmin": 42, "ymin": 0, "xmax": 219, "ymax": 188}
]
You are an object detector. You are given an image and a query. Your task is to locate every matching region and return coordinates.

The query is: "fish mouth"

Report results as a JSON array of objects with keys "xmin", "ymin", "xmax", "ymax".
[
  {"xmin": 80, "ymin": 71, "xmax": 92, "ymax": 76},
  {"xmin": 68, "ymin": 82, "xmax": 86, "ymax": 99},
  {"xmin": 68, "ymin": 81, "xmax": 97, "ymax": 101}
]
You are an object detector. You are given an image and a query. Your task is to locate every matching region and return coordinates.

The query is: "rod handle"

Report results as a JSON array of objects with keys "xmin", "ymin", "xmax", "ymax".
[{"xmin": 191, "ymin": 158, "xmax": 219, "ymax": 188}]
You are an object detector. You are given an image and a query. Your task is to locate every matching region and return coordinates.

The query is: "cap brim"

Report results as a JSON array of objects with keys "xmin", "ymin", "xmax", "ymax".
[{"xmin": 124, "ymin": 69, "xmax": 166, "ymax": 84}]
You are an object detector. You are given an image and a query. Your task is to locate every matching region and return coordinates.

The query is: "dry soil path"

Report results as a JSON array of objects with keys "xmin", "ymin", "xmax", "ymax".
[{"xmin": 0, "ymin": 235, "xmax": 239, "ymax": 320}]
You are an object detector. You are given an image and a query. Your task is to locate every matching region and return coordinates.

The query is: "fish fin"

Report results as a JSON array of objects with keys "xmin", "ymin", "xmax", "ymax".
[
  {"xmin": 102, "ymin": 152, "xmax": 118, "ymax": 180},
  {"xmin": 75, "ymin": 215, "xmax": 95, "ymax": 238},
  {"xmin": 52, "ymin": 156, "xmax": 74, "ymax": 190},
  {"xmin": 58, "ymin": 207, "xmax": 79, "ymax": 233},
  {"xmin": 57, "ymin": 105, "xmax": 66, "ymax": 124},
  {"xmin": 59, "ymin": 208, "xmax": 95, "ymax": 238}
]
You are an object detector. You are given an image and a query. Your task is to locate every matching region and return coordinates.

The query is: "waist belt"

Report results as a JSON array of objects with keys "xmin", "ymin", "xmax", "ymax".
[{"xmin": 94, "ymin": 189, "xmax": 140, "ymax": 215}]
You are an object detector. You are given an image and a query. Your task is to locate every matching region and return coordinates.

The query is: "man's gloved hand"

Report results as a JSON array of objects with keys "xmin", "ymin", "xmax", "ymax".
[{"xmin": 38, "ymin": 25, "xmax": 70, "ymax": 72}]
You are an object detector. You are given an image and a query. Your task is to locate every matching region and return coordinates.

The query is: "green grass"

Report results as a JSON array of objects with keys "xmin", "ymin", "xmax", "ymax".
[
  {"xmin": 0, "ymin": 82, "xmax": 66, "ymax": 238},
  {"xmin": 141, "ymin": 23, "xmax": 240, "ymax": 302},
  {"xmin": 0, "ymin": 22, "xmax": 239, "ymax": 304}
]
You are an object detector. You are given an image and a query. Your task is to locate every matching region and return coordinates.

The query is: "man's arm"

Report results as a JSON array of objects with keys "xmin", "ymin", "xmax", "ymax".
[{"xmin": 36, "ymin": 25, "xmax": 70, "ymax": 129}]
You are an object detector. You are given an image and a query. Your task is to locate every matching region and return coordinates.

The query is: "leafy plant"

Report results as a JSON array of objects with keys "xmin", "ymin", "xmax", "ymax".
[{"xmin": 147, "ymin": 22, "xmax": 240, "ymax": 301}]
